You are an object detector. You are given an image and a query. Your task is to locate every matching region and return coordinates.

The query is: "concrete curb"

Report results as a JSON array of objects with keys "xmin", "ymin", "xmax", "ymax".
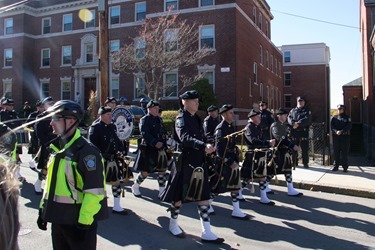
[{"xmin": 271, "ymin": 179, "xmax": 375, "ymax": 199}]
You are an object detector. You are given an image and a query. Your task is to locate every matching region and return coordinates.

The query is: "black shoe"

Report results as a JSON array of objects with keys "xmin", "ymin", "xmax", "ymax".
[
  {"xmin": 332, "ymin": 167, "xmax": 338, "ymax": 171},
  {"xmin": 201, "ymin": 237, "xmax": 225, "ymax": 244},
  {"xmin": 112, "ymin": 209, "xmax": 129, "ymax": 215},
  {"xmin": 288, "ymin": 192, "xmax": 303, "ymax": 197},
  {"xmin": 260, "ymin": 201, "xmax": 275, "ymax": 206},
  {"xmin": 266, "ymin": 190, "xmax": 275, "ymax": 194},
  {"xmin": 343, "ymin": 168, "xmax": 348, "ymax": 173},
  {"xmin": 303, "ymin": 164, "xmax": 309, "ymax": 169},
  {"xmin": 232, "ymin": 214, "xmax": 250, "ymax": 221}
]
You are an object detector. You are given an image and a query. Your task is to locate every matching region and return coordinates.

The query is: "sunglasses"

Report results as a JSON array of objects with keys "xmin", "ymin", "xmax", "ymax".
[{"xmin": 51, "ymin": 116, "xmax": 64, "ymax": 122}]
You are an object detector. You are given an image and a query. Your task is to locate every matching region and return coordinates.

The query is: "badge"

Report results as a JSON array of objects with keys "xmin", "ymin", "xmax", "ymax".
[
  {"xmin": 215, "ymin": 129, "xmax": 222, "ymax": 139},
  {"xmin": 84, "ymin": 155, "xmax": 96, "ymax": 171},
  {"xmin": 176, "ymin": 118, "xmax": 185, "ymax": 128}
]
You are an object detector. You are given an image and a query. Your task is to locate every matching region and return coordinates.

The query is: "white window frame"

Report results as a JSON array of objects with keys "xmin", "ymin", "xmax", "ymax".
[
  {"xmin": 200, "ymin": 0, "xmax": 214, "ymax": 6},
  {"xmin": 62, "ymin": 46, "xmax": 72, "ymax": 66},
  {"xmin": 41, "ymin": 48, "xmax": 50, "ymax": 67},
  {"xmin": 4, "ymin": 48, "xmax": 12, "ymax": 68},
  {"xmin": 199, "ymin": 25, "xmax": 215, "ymax": 49},
  {"xmin": 253, "ymin": 7, "xmax": 256, "ymax": 23},
  {"xmin": 84, "ymin": 43, "xmax": 94, "ymax": 63},
  {"xmin": 284, "ymin": 94, "xmax": 292, "ymax": 108},
  {"xmin": 284, "ymin": 72, "xmax": 292, "ymax": 86},
  {"xmin": 259, "ymin": 45, "xmax": 263, "ymax": 65},
  {"xmin": 198, "ymin": 64, "xmax": 216, "ymax": 92},
  {"xmin": 270, "ymin": 54, "xmax": 273, "ymax": 72},
  {"xmin": 2, "ymin": 79, "xmax": 12, "ymax": 98},
  {"xmin": 42, "ymin": 17, "xmax": 51, "ymax": 35},
  {"xmin": 4, "ymin": 18, "xmax": 13, "ymax": 35},
  {"xmin": 110, "ymin": 40, "xmax": 120, "ymax": 53},
  {"xmin": 110, "ymin": 6, "xmax": 120, "ymax": 25},
  {"xmin": 163, "ymin": 70, "xmax": 178, "ymax": 98},
  {"xmin": 253, "ymin": 62, "xmax": 258, "ymax": 84},
  {"xmin": 61, "ymin": 78, "xmax": 72, "ymax": 100},
  {"xmin": 134, "ymin": 72, "xmax": 147, "ymax": 99},
  {"xmin": 249, "ymin": 77, "xmax": 252, "ymax": 97},
  {"xmin": 111, "ymin": 77, "xmax": 119, "ymax": 99},
  {"xmin": 164, "ymin": 29, "xmax": 178, "ymax": 52},
  {"xmin": 40, "ymin": 79, "xmax": 50, "ymax": 98},
  {"xmin": 84, "ymin": 10, "xmax": 96, "ymax": 29},
  {"xmin": 135, "ymin": 2, "xmax": 146, "ymax": 21},
  {"xmin": 266, "ymin": 50, "xmax": 269, "ymax": 69},
  {"xmin": 165, "ymin": 0, "xmax": 178, "ymax": 11},
  {"xmin": 259, "ymin": 13, "xmax": 262, "ymax": 30},
  {"xmin": 135, "ymin": 37, "xmax": 146, "ymax": 59},
  {"xmin": 63, "ymin": 14, "xmax": 73, "ymax": 32},
  {"xmin": 259, "ymin": 82, "xmax": 263, "ymax": 101},
  {"xmin": 284, "ymin": 51, "xmax": 291, "ymax": 63}
]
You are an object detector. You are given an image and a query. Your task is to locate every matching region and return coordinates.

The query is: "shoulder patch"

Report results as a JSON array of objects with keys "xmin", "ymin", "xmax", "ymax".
[
  {"xmin": 83, "ymin": 155, "xmax": 97, "ymax": 171},
  {"xmin": 176, "ymin": 117, "xmax": 185, "ymax": 128},
  {"xmin": 215, "ymin": 129, "xmax": 222, "ymax": 139}
]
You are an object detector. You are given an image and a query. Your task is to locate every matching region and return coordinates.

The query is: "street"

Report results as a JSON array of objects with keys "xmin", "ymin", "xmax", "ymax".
[{"xmin": 17, "ymin": 158, "xmax": 375, "ymax": 250}]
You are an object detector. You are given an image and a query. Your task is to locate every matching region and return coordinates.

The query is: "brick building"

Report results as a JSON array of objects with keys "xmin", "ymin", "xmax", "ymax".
[
  {"xmin": 279, "ymin": 43, "xmax": 331, "ymax": 128},
  {"xmin": 0, "ymin": 0, "xmax": 283, "ymax": 119}
]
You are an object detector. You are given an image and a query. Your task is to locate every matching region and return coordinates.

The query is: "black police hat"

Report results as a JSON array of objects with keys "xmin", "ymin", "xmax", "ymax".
[
  {"xmin": 207, "ymin": 105, "xmax": 218, "ymax": 112},
  {"xmin": 179, "ymin": 90, "xmax": 199, "ymax": 100},
  {"xmin": 259, "ymin": 101, "xmax": 268, "ymax": 106},
  {"xmin": 248, "ymin": 109, "xmax": 261, "ymax": 118},
  {"xmin": 337, "ymin": 104, "xmax": 345, "ymax": 109},
  {"xmin": 147, "ymin": 100, "xmax": 159, "ymax": 108},
  {"xmin": 41, "ymin": 96, "xmax": 54, "ymax": 105},
  {"xmin": 276, "ymin": 108, "xmax": 288, "ymax": 115},
  {"xmin": 219, "ymin": 104, "xmax": 233, "ymax": 114},
  {"xmin": 2, "ymin": 98, "xmax": 14, "ymax": 105},
  {"xmin": 36, "ymin": 100, "xmax": 42, "ymax": 107},
  {"xmin": 98, "ymin": 106, "xmax": 112, "ymax": 115},
  {"xmin": 297, "ymin": 96, "xmax": 305, "ymax": 101},
  {"xmin": 105, "ymin": 97, "xmax": 117, "ymax": 104}
]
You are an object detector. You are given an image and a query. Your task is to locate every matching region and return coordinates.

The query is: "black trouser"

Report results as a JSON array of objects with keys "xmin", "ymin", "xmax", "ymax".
[
  {"xmin": 292, "ymin": 133, "xmax": 309, "ymax": 166},
  {"xmin": 51, "ymin": 222, "xmax": 97, "ymax": 250},
  {"xmin": 333, "ymin": 135, "xmax": 350, "ymax": 169}
]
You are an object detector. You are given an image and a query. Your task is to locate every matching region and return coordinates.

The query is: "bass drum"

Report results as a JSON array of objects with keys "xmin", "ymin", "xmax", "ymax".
[{"xmin": 112, "ymin": 105, "xmax": 146, "ymax": 141}]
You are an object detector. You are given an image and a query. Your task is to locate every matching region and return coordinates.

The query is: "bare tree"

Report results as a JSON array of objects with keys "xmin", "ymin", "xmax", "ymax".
[{"xmin": 112, "ymin": 11, "xmax": 215, "ymax": 100}]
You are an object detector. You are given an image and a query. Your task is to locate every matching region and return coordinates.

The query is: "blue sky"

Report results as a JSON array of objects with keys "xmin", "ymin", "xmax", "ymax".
[{"xmin": 267, "ymin": 0, "xmax": 361, "ymax": 109}]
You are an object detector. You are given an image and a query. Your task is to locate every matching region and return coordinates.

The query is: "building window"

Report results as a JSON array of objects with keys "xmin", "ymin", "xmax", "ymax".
[
  {"xmin": 85, "ymin": 10, "xmax": 95, "ymax": 28},
  {"xmin": 253, "ymin": 7, "xmax": 256, "ymax": 23},
  {"xmin": 200, "ymin": 25, "xmax": 215, "ymax": 49},
  {"xmin": 275, "ymin": 58, "xmax": 277, "ymax": 75},
  {"xmin": 278, "ymin": 61, "xmax": 281, "ymax": 75},
  {"xmin": 135, "ymin": 73, "xmax": 147, "ymax": 99},
  {"xmin": 135, "ymin": 38, "xmax": 146, "ymax": 59},
  {"xmin": 110, "ymin": 40, "xmax": 120, "ymax": 53},
  {"xmin": 266, "ymin": 50, "xmax": 269, "ymax": 69},
  {"xmin": 41, "ymin": 48, "xmax": 50, "ymax": 67},
  {"xmin": 85, "ymin": 43, "xmax": 94, "ymax": 63},
  {"xmin": 41, "ymin": 81, "xmax": 50, "ymax": 97},
  {"xmin": 4, "ymin": 18, "xmax": 13, "ymax": 35},
  {"xmin": 164, "ymin": 71, "xmax": 178, "ymax": 97},
  {"xmin": 61, "ymin": 81, "xmax": 71, "ymax": 99},
  {"xmin": 249, "ymin": 78, "xmax": 252, "ymax": 97},
  {"xmin": 63, "ymin": 14, "xmax": 72, "ymax": 32},
  {"xmin": 42, "ymin": 18, "xmax": 51, "ymax": 34},
  {"xmin": 200, "ymin": 0, "xmax": 214, "ymax": 6},
  {"xmin": 266, "ymin": 21, "xmax": 269, "ymax": 37},
  {"xmin": 284, "ymin": 51, "xmax": 291, "ymax": 63},
  {"xmin": 110, "ymin": 6, "xmax": 120, "ymax": 25},
  {"xmin": 284, "ymin": 72, "xmax": 291, "ymax": 86},
  {"xmin": 62, "ymin": 46, "xmax": 72, "ymax": 65},
  {"xmin": 259, "ymin": 13, "xmax": 262, "ymax": 30},
  {"xmin": 3, "ymin": 80, "xmax": 12, "ymax": 98},
  {"xmin": 253, "ymin": 62, "xmax": 257, "ymax": 84},
  {"xmin": 259, "ymin": 82, "xmax": 263, "ymax": 101},
  {"xmin": 111, "ymin": 78, "xmax": 119, "ymax": 99},
  {"xmin": 259, "ymin": 45, "xmax": 263, "ymax": 65},
  {"xmin": 4, "ymin": 48, "xmax": 12, "ymax": 67},
  {"xmin": 266, "ymin": 85, "xmax": 269, "ymax": 103},
  {"xmin": 284, "ymin": 95, "xmax": 292, "ymax": 108},
  {"xmin": 270, "ymin": 55, "xmax": 273, "ymax": 72},
  {"xmin": 165, "ymin": 0, "xmax": 178, "ymax": 11},
  {"xmin": 135, "ymin": 2, "xmax": 146, "ymax": 21},
  {"xmin": 165, "ymin": 29, "xmax": 178, "ymax": 52}
]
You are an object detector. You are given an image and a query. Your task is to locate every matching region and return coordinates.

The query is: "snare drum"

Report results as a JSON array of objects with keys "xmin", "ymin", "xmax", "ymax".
[
  {"xmin": 112, "ymin": 106, "xmax": 135, "ymax": 141},
  {"xmin": 273, "ymin": 146, "xmax": 293, "ymax": 175}
]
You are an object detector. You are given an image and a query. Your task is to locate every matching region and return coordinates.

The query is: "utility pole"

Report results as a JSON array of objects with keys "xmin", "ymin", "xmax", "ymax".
[{"xmin": 98, "ymin": 0, "xmax": 109, "ymax": 105}]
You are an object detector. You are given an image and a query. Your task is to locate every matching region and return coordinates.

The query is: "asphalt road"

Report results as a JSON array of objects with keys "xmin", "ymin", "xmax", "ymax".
[{"xmin": 17, "ymin": 161, "xmax": 375, "ymax": 250}]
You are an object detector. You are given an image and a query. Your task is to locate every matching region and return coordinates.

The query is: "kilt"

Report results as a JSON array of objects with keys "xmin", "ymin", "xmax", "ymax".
[{"xmin": 240, "ymin": 149, "xmax": 273, "ymax": 180}]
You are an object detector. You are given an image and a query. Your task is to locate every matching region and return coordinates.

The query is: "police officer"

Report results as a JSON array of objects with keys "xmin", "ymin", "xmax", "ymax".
[
  {"xmin": 0, "ymin": 98, "xmax": 23, "ymax": 180},
  {"xmin": 34, "ymin": 96, "xmax": 56, "ymax": 194},
  {"xmin": 259, "ymin": 101, "xmax": 274, "ymax": 140},
  {"xmin": 89, "ymin": 106, "xmax": 128, "ymax": 215},
  {"xmin": 288, "ymin": 96, "xmax": 312, "ymax": 168},
  {"xmin": 139, "ymin": 97, "xmax": 149, "ymax": 114},
  {"xmin": 37, "ymin": 100, "xmax": 108, "ymax": 250},
  {"xmin": 211, "ymin": 104, "xmax": 249, "ymax": 220},
  {"xmin": 331, "ymin": 104, "xmax": 352, "ymax": 172},
  {"xmin": 161, "ymin": 90, "xmax": 224, "ymax": 243},
  {"xmin": 26, "ymin": 100, "xmax": 42, "ymax": 157},
  {"xmin": 203, "ymin": 105, "xmax": 220, "ymax": 144},
  {"xmin": 118, "ymin": 96, "xmax": 129, "ymax": 106},
  {"xmin": 240, "ymin": 109, "xmax": 276, "ymax": 205},
  {"xmin": 269, "ymin": 108, "xmax": 302, "ymax": 196},
  {"xmin": 105, "ymin": 97, "xmax": 117, "ymax": 109},
  {"xmin": 131, "ymin": 100, "xmax": 169, "ymax": 198}
]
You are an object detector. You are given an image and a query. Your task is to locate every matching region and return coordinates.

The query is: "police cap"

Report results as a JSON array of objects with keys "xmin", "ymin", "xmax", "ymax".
[
  {"xmin": 248, "ymin": 109, "xmax": 261, "ymax": 118},
  {"xmin": 259, "ymin": 101, "xmax": 268, "ymax": 106},
  {"xmin": 35, "ymin": 100, "xmax": 42, "ymax": 107},
  {"xmin": 98, "ymin": 106, "xmax": 112, "ymax": 115},
  {"xmin": 41, "ymin": 96, "xmax": 54, "ymax": 105},
  {"xmin": 2, "ymin": 98, "xmax": 14, "ymax": 105},
  {"xmin": 297, "ymin": 96, "xmax": 305, "ymax": 102},
  {"xmin": 219, "ymin": 104, "xmax": 233, "ymax": 114},
  {"xmin": 276, "ymin": 108, "xmax": 288, "ymax": 115},
  {"xmin": 105, "ymin": 97, "xmax": 117, "ymax": 104},
  {"xmin": 147, "ymin": 100, "xmax": 159, "ymax": 108},
  {"xmin": 337, "ymin": 104, "xmax": 345, "ymax": 110},
  {"xmin": 179, "ymin": 90, "xmax": 199, "ymax": 100},
  {"xmin": 207, "ymin": 105, "xmax": 218, "ymax": 112},
  {"xmin": 140, "ymin": 97, "xmax": 149, "ymax": 103}
]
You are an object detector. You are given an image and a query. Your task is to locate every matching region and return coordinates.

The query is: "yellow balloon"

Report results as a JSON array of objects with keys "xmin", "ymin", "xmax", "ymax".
[{"xmin": 79, "ymin": 9, "xmax": 93, "ymax": 23}]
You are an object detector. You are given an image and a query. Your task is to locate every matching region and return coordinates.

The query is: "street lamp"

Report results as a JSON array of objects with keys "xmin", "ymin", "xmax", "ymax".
[{"xmin": 98, "ymin": 0, "xmax": 109, "ymax": 106}]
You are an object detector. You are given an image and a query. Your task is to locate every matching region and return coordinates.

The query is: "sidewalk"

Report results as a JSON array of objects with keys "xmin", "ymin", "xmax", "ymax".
[{"xmin": 271, "ymin": 155, "xmax": 375, "ymax": 199}]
